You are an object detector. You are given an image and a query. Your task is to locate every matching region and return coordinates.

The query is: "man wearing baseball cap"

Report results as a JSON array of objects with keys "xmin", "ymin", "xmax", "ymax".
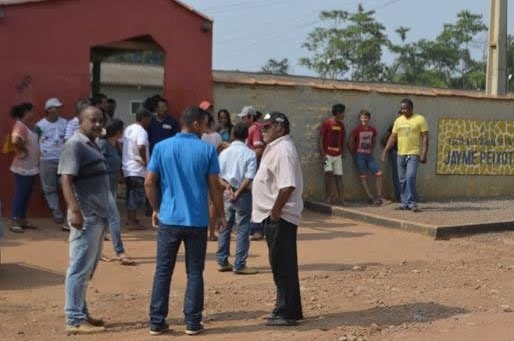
[
  {"xmin": 238, "ymin": 106, "xmax": 266, "ymax": 240},
  {"xmin": 252, "ymin": 111, "xmax": 304, "ymax": 326},
  {"xmin": 35, "ymin": 97, "xmax": 68, "ymax": 229}
]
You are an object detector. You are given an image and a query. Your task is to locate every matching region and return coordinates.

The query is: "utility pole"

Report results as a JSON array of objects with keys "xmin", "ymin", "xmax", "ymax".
[{"xmin": 485, "ymin": 0, "xmax": 508, "ymax": 96}]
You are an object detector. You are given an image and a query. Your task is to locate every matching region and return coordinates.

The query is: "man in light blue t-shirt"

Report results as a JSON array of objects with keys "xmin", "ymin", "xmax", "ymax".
[{"xmin": 145, "ymin": 106, "xmax": 226, "ymax": 336}]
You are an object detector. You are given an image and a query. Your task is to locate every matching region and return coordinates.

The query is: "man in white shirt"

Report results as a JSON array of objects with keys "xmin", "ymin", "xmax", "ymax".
[
  {"xmin": 122, "ymin": 108, "xmax": 153, "ymax": 228},
  {"xmin": 252, "ymin": 112, "xmax": 303, "ymax": 326},
  {"xmin": 216, "ymin": 122, "xmax": 258, "ymax": 275},
  {"xmin": 35, "ymin": 97, "xmax": 68, "ymax": 228}
]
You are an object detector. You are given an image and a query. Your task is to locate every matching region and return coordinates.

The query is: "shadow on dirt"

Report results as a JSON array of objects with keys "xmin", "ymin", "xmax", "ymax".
[{"xmin": 0, "ymin": 262, "xmax": 64, "ymax": 290}]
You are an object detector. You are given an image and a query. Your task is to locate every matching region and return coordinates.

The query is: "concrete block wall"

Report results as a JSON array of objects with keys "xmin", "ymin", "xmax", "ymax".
[{"xmin": 213, "ymin": 83, "xmax": 514, "ymax": 202}]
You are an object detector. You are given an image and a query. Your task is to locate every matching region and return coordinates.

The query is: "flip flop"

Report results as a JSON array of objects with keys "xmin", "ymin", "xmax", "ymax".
[
  {"xmin": 100, "ymin": 255, "xmax": 113, "ymax": 262},
  {"xmin": 9, "ymin": 225, "xmax": 24, "ymax": 233},
  {"xmin": 118, "ymin": 255, "xmax": 136, "ymax": 266}
]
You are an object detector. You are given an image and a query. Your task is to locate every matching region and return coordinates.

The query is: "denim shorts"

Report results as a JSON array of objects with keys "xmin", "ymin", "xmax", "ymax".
[
  {"xmin": 354, "ymin": 153, "xmax": 381, "ymax": 175},
  {"xmin": 125, "ymin": 176, "xmax": 146, "ymax": 210}
]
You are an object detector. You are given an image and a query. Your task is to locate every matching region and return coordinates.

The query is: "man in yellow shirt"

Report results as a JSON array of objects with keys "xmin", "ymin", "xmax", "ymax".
[{"xmin": 381, "ymin": 99, "xmax": 428, "ymax": 212}]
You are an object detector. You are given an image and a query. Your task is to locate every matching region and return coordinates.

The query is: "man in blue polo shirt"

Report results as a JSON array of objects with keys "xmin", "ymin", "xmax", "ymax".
[
  {"xmin": 145, "ymin": 106, "xmax": 226, "ymax": 336},
  {"xmin": 146, "ymin": 97, "xmax": 180, "ymax": 155}
]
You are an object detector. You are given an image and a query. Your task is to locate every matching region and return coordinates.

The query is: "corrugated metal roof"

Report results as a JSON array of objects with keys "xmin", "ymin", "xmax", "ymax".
[
  {"xmin": 0, "ymin": 0, "xmax": 213, "ymax": 21},
  {"xmin": 100, "ymin": 63, "xmax": 514, "ymax": 101}
]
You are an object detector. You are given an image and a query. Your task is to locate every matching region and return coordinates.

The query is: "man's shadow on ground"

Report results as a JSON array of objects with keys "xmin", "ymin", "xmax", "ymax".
[{"xmin": 107, "ymin": 302, "xmax": 466, "ymax": 335}]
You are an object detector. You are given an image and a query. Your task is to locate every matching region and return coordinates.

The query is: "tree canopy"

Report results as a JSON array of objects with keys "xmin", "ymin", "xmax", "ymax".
[{"xmin": 300, "ymin": 6, "xmax": 492, "ymax": 90}]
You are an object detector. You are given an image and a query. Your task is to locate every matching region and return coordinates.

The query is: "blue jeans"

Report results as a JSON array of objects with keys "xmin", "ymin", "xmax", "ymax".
[
  {"xmin": 250, "ymin": 222, "xmax": 263, "ymax": 235},
  {"xmin": 216, "ymin": 191, "xmax": 251, "ymax": 271},
  {"xmin": 40, "ymin": 159, "xmax": 64, "ymax": 220},
  {"xmin": 389, "ymin": 149, "xmax": 401, "ymax": 201},
  {"xmin": 397, "ymin": 155, "xmax": 419, "ymax": 209},
  {"xmin": 65, "ymin": 215, "xmax": 106, "ymax": 326},
  {"xmin": 11, "ymin": 173, "xmax": 36, "ymax": 220},
  {"xmin": 107, "ymin": 191, "xmax": 124, "ymax": 255},
  {"xmin": 149, "ymin": 225, "xmax": 207, "ymax": 330}
]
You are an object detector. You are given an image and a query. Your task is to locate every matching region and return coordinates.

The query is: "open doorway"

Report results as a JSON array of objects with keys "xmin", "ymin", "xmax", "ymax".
[{"xmin": 90, "ymin": 35, "xmax": 165, "ymax": 124}]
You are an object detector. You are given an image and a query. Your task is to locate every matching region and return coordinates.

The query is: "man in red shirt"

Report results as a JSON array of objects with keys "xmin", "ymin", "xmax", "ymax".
[
  {"xmin": 238, "ymin": 105, "xmax": 265, "ymax": 240},
  {"xmin": 319, "ymin": 104, "xmax": 345, "ymax": 204},
  {"xmin": 348, "ymin": 110, "xmax": 383, "ymax": 205},
  {"xmin": 238, "ymin": 106, "xmax": 265, "ymax": 161}
]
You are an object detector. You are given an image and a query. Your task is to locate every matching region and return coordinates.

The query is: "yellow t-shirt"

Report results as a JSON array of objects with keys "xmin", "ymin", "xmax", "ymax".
[{"xmin": 392, "ymin": 113, "xmax": 428, "ymax": 155}]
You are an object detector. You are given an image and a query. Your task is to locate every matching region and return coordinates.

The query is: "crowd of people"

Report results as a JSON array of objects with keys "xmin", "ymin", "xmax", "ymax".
[
  {"xmin": 320, "ymin": 99, "xmax": 429, "ymax": 212},
  {"xmin": 4, "ymin": 94, "xmax": 304, "ymax": 335},
  {"xmin": 3, "ymin": 94, "xmax": 427, "ymax": 335}
]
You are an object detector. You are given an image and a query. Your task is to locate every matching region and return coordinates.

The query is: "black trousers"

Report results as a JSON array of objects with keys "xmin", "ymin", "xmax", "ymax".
[{"xmin": 263, "ymin": 217, "xmax": 303, "ymax": 320}]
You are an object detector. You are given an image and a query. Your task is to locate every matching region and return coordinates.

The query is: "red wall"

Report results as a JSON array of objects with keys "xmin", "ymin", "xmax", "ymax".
[{"xmin": 0, "ymin": 0, "xmax": 213, "ymax": 216}]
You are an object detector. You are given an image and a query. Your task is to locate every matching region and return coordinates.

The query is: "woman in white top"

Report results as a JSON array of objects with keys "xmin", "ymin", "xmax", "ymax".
[{"xmin": 9, "ymin": 102, "xmax": 40, "ymax": 233}]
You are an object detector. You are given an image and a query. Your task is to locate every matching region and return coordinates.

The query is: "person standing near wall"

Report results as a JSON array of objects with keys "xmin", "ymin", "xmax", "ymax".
[
  {"xmin": 216, "ymin": 122, "xmax": 258, "ymax": 274},
  {"xmin": 97, "ymin": 119, "xmax": 135, "ymax": 265},
  {"xmin": 238, "ymin": 105, "xmax": 266, "ymax": 240},
  {"xmin": 381, "ymin": 110, "xmax": 402, "ymax": 202},
  {"xmin": 59, "ymin": 106, "xmax": 109, "ymax": 334},
  {"xmin": 348, "ymin": 110, "xmax": 383, "ymax": 205},
  {"xmin": 253, "ymin": 112, "xmax": 304, "ymax": 326},
  {"xmin": 320, "ymin": 104, "xmax": 346, "ymax": 204},
  {"xmin": 145, "ymin": 106, "xmax": 225, "ymax": 336},
  {"xmin": 146, "ymin": 97, "xmax": 180, "ymax": 155},
  {"xmin": 65, "ymin": 99, "xmax": 91, "ymax": 141},
  {"xmin": 35, "ymin": 98, "xmax": 68, "ymax": 230},
  {"xmin": 381, "ymin": 98, "xmax": 429, "ymax": 212},
  {"xmin": 9, "ymin": 102, "xmax": 39, "ymax": 233},
  {"xmin": 122, "ymin": 108, "xmax": 153, "ymax": 229}
]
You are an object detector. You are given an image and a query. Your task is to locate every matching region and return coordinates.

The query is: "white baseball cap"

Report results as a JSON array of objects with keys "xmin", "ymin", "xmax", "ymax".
[{"xmin": 45, "ymin": 98, "xmax": 63, "ymax": 110}]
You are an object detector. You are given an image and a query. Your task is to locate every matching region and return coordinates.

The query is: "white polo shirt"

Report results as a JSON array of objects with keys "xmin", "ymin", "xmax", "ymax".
[{"xmin": 252, "ymin": 134, "xmax": 303, "ymax": 226}]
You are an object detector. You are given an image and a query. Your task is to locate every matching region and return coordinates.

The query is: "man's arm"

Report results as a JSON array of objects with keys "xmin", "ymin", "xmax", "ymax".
[
  {"xmin": 347, "ymin": 134, "xmax": 355, "ymax": 154},
  {"xmin": 319, "ymin": 131, "xmax": 326, "ymax": 158},
  {"xmin": 144, "ymin": 171, "xmax": 160, "ymax": 228},
  {"xmin": 61, "ymin": 174, "xmax": 83, "ymax": 229},
  {"xmin": 138, "ymin": 145, "xmax": 147, "ymax": 165},
  {"xmin": 208, "ymin": 174, "xmax": 227, "ymax": 230},
  {"xmin": 254, "ymin": 147, "xmax": 264, "ymax": 160},
  {"xmin": 271, "ymin": 187, "xmax": 295, "ymax": 221},
  {"xmin": 12, "ymin": 136, "xmax": 28, "ymax": 159},
  {"xmin": 420, "ymin": 132, "xmax": 429, "ymax": 163},
  {"xmin": 380, "ymin": 133, "xmax": 397, "ymax": 162}
]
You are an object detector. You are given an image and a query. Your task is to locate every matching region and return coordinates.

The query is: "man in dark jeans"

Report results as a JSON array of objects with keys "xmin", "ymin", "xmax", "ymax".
[
  {"xmin": 252, "ymin": 112, "xmax": 304, "ymax": 326},
  {"xmin": 145, "ymin": 106, "xmax": 225, "ymax": 336}
]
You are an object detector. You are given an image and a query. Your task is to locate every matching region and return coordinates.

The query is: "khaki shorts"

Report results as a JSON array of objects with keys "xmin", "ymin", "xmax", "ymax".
[{"xmin": 324, "ymin": 155, "xmax": 343, "ymax": 176}]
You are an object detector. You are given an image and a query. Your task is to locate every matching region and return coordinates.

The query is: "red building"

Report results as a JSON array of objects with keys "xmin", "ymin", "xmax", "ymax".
[{"xmin": 0, "ymin": 0, "xmax": 213, "ymax": 216}]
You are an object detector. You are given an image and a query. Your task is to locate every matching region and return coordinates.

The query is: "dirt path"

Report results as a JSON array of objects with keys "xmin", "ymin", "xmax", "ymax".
[{"xmin": 1, "ymin": 211, "xmax": 514, "ymax": 340}]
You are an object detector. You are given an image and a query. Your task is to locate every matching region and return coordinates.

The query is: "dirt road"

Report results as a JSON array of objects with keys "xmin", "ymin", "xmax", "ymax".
[{"xmin": 1, "ymin": 211, "xmax": 514, "ymax": 340}]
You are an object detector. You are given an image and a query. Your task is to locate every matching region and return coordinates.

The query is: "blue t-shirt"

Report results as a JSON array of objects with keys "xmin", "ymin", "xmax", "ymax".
[
  {"xmin": 147, "ymin": 133, "xmax": 220, "ymax": 227},
  {"xmin": 147, "ymin": 114, "xmax": 180, "ymax": 154}
]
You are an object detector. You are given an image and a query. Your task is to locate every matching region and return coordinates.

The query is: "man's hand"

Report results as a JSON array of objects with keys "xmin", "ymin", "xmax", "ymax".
[
  {"xmin": 225, "ymin": 187, "xmax": 236, "ymax": 201},
  {"xmin": 420, "ymin": 155, "xmax": 427, "ymax": 164},
  {"xmin": 380, "ymin": 151, "xmax": 387, "ymax": 162},
  {"xmin": 69, "ymin": 210, "xmax": 84, "ymax": 229},
  {"xmin": 215, "ymin": 215, "xmax": 227, "ymax": 232},
  {"xmin": 151, "ymin": 211, "xmax": 159, "ymax": 228},
  {"xmin": 270, "ymin": 209, "xmax": 281, "ymax": 222}
]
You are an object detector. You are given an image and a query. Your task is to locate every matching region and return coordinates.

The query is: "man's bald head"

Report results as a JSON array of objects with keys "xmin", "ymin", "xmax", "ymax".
[{"xmin": 79, "ymin": 106, "xmax": 104, "ymax": 140}]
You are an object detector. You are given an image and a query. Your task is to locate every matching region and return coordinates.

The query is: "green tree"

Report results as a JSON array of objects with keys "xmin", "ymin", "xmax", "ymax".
[
  {"xmin": 300, "ymin": 5, "xmax": 388, "ymax": 81},
  {"xmin": 261, "ymin": 58, "xmax": 290, "ymax": 75},
  {"xmin": 388, "ymin": 10, "xmax": 487, "ymax": 89}
]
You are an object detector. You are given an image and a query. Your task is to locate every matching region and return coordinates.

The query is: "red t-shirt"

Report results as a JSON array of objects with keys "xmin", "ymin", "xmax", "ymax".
[
  {"xmin": 351, "ymin": 125, "xmax": 377, "ymax": 154},
  {"xmin": 320, "ymin": 118, "xmax": 345, "ymax": 156},
  {"xmin": 247, "ymin": 122, "xmax": 264, "ymax": 150}
]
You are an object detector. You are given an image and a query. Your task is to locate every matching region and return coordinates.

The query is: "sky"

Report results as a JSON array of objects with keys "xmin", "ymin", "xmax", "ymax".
[{"xmin": 183, "ymin": 0, "xmax": 514, "ymax": 76}]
